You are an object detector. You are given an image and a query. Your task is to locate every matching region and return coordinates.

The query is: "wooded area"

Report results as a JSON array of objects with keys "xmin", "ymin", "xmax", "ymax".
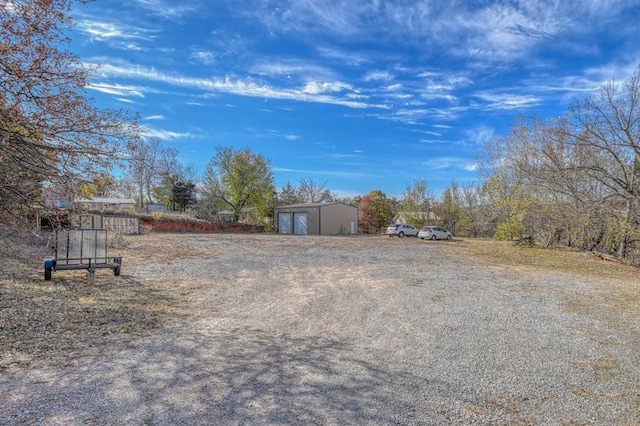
[{"xmin": 447, "ymin": 69, "xmax": 640, "ymax": 265}]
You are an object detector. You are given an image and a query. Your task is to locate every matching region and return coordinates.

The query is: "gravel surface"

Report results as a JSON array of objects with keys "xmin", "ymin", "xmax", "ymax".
[{"xmin": 1, "ymin": 234, "xmax": 638, "ymax": 425}]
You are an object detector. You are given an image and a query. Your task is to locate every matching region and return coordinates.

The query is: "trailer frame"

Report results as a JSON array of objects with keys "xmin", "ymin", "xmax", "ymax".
[{"xmin": 44, "ymin": 229, "xmax": 122, "ymax": 281}]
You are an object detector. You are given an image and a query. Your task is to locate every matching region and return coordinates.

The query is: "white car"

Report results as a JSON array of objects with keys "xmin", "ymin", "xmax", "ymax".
[
  {"xmin": 418, "ymin": 226, "xmax": 452, "ymax": 240},
  {"xmin": 386, "ymin": 224, "xmax": 419, "ymax": 237}
]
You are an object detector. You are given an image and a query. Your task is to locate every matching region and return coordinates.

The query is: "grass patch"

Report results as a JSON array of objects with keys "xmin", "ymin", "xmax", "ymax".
[
  {"xmin": 0, "ymin": 233, "xmax": 198, "ymax": 370},
  {"xmin": 440, "ymin": 239, "xmax": 640, "ymax": 323},
  {"xmin": 0, "ymin": 274, "xmax": 191, "ymax": 370}
]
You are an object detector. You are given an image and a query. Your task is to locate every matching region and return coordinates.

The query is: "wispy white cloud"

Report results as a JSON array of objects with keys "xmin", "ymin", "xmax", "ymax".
[
  {"xmin": 273, "ymin": 167, "xmax": 375, "ymax": 179},
  {"xmin": 372, "ymin": 104, "xmax": 465, "ymax": 124},
  {"xmin": 315, "ymin": 47, "xmax": 377, "ymax": 67},
  {"xmin": 246, "ymin": 0, "xmax": 637, "ymax": 66},
  {"xmin": 420, "ymin": 156, "xmax": 475, "ymax": 171},
  {"xmin": 190, "ymin": 50, "xmax": 216, "ymax": 65},
  {"xmin": 364, "ymin": 71, "xmax": 393, "ymax": 82},
  {"xmin": 92, "ymin": 62, "xmax": 387, "ymax": 109},
  {"xmin": 472, "ymin": 92, "xmax": 541, "ymax": 110},
  {"xmin": 132, "ymin": 0, "xmax": 200, "ymax": 19},
  {"xmin": 87, "ymin": 82, "xmax": 147, "ymax": 97},
  {"xmin": 464, "ymin": 125, "xmax": 495, "ymax": 147},
  {"xmin": 419, "ymin": 139, "xmax": 447, "ymax": 145},
  {"xmin": 250, "ymin": 59, "xmax": 338, "ymax": 82},
  {"xmin": 140, "ymin": 125, "xmax": 198, "ymax": 141},
  {"xmin": 75, "ymin": 20, "xmax": 156, "ymax": 51},
  {"xmin": 302, "ymin": 81, "xmax": 352, "ymax": 95},
  {"xmin": 143, "ymin": 115, "xmax": 166, "ymax": 120},
  {"xmin": 240, "ymin": 128, "xmax": 302, "ymax": 142}
]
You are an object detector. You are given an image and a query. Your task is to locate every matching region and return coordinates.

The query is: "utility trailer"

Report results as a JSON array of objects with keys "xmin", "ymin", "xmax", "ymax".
[{"xmin": 44, "ymin": 229, "xmax": 122, "ymax": 282}]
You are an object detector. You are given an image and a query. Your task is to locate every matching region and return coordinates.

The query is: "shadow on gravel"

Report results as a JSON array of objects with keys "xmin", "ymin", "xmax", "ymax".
[
  {"xmin": 118, "ymin": 328, "xmax": 419, "ymax": 424},
  {"xmin": 3, "ymin": 328, "xmax": 435, "ymax": 424}
]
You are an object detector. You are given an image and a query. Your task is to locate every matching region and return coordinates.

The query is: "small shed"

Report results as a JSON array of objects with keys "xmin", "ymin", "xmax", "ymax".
[{"xmin": 274, "ymin": 202, "xmax": 358, "ymax": 235}]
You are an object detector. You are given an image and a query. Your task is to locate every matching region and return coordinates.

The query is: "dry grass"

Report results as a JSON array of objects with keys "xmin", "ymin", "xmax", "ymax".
[
  {"xmin": 0, "ymin": 233, "xmax": 199, "ymax": 370},
  {"xmin": 440, "ymin": 238, "xmax": 640, "ymax": 322}
]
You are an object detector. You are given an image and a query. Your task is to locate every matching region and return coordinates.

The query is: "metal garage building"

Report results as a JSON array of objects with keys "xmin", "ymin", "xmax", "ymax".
[{"xmin": 274, "ymin": 202, "xmax": 358, "ymax": 235}]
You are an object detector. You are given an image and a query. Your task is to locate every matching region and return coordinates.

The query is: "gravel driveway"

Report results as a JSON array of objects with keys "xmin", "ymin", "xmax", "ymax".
[{"xmin": 1, "ymin": 234, "xmax": 638, "ymax": 424}]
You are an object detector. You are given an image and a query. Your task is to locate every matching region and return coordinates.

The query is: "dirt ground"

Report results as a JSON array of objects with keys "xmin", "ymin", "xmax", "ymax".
[{"xmin": 1, "ymin": 233, "xmax": 639, "ymax": 424}]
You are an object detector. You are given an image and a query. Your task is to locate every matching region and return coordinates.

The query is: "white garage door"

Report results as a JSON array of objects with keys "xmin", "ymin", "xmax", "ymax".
[
  {"xmin": 293, "ymin": 212, "xmax": 308, "ymax": 235},
  {"xmin": 278, "ymin": 213, "xmax": 291, "ymax": 234}
]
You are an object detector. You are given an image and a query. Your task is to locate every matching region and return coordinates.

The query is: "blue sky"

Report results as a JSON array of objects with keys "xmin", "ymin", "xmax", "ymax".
[{"xmin": 68, "ymin": 0, "xmax": 640, "ymax": 199}]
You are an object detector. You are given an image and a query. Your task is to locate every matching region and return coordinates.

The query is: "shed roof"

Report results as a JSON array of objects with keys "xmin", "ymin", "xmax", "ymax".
[
  {"xmin": 75, "ymin": 197, "xmax": 136, "ymax": 204},
  {"xmin": 275, "ymin": 202, "xmax": 355, "ymax": 209}
]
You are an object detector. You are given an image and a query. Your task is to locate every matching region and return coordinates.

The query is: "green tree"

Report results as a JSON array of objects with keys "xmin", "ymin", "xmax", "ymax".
[
  {"xmin": 440, "ymin": 181, "xmax": 462, "ymax": 234},
  {"xmin": 201, "ymin": 146, "xmax": 274, "ymax": 222},
  {"xmin": 276, "ymin": 181, "xmax": 299, "ymax": 205},
  {"xmin": 149, "ymin": 148, "xmax": 196, "ymax": 210},
  {"xmin": 172, "ymin": 179, "xmax": 197, "ymax": 212},
  {"xmin": 401, "ymin": 178, "xmax": 432, "ymax": 227}
]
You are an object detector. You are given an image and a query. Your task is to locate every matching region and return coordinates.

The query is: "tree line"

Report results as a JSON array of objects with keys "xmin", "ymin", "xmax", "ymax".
[
  {"xmin": 462, "ymin": 69, "xmax": 640, "ymax": 265},
  {"xmin": 3, "ymin": 0, "xmax": 640, "ymax": 265}
]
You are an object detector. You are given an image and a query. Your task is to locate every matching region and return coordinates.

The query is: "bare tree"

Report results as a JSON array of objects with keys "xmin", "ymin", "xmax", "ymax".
[
  {"xmin": 567, "ymin": 68, "xmax": 640, "ymax": 258},
  {"xmin": 122, "ymin": 138, "xmax": 162, "ymax": 207},
  {"xmin": 297, "ymin": 177, "xmax": 332, "ymax": 203},
  {"xmin": 1, "ymin": 0, "xmax": 139, "ymax": 227}
]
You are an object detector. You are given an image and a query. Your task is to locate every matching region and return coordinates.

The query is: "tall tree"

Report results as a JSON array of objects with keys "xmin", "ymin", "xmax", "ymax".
[
  {"xmin": 297, "ymin": 177, "xmax": 332, "ymax": 203},
  {"xmin": 122, "ymin": 138, "xmax": 162, "ymax": 207},
  {"xmin": 439, "ymin": 181, "xmax": 462, "ymax": 234},
  {"xmin": 567, "ymin": 68, "xmax": 640, "ymax": 258},
  {"xmin": 356, "ymin": 189, "xmax": 392, "ymax": 233},
  {"xmin": 401, "ymin": 178, "xmax": 432, "ymax": 227},
  {"xmin": 171, "ymin": 179, "xmax": 197, "ymax": 212},
  {"xmin": 201, "ymin": 146, "xmax": 274, "ymax": 222},
  {"xmin": 151, "ymin": 147, "xmax": 197, "ymax": 209},
  {"xmin": 275, "ymin": 181, "xmax": 299, "ymax": 205},
  {"xmin": 0, "ymin": 0, "xmax": 139, "ymax": 227}
]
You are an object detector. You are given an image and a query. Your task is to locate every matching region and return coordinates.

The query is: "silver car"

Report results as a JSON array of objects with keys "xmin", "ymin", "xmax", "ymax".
[
  {"xmin": 386, "ymin": 223, "xmax": 419, "ymax": 237},
  {"xmin": 418, "ymin": 226, "xmax": 452, "ymax": 240}
]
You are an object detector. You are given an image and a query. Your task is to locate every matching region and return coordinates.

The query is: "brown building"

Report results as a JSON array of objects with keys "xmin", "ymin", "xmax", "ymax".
[{"xmin": 274, "ymin": 202, "xmax": 358, "ymax": 235}]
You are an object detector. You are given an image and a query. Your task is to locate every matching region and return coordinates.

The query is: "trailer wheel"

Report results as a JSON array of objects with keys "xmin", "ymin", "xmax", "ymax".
[
  {"xmin": 44, "ymin": 267, "xmax": 52, "ymax": 281},
  {"xmin": 114, "ymin": 266, "xmax": 121, "ymax": 276}
]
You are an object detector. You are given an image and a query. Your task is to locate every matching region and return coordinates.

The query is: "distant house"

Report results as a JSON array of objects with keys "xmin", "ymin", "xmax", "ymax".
[
  {"xmin": 274, "ymin": 202, "xmax": 358, "ymax": 235},
  {"xmin": 393, "ymin": 210, "xmax": 440, "ymax": 224},
  {"xmin": 215, "ymin": 208, "xmax": 254, "ymax": 223},
  {"xmin": 74, "ymin": 197, "xmax": 136, "ymax": 210}
]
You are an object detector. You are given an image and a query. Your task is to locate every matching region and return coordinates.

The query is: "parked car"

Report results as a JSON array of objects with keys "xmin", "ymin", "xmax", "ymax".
[
  {"xmin": 386, "ymin": 224, "xmax": 419, "ymax": 237},
  {"xmin": 418, "ymin": 226, "xmax": 452, "ymax": 240}
]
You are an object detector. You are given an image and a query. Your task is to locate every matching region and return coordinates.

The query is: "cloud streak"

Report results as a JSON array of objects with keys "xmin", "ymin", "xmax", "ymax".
[{"xmin": 90, "ymin": 63, "xmax": 388, "ymax": 109}]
